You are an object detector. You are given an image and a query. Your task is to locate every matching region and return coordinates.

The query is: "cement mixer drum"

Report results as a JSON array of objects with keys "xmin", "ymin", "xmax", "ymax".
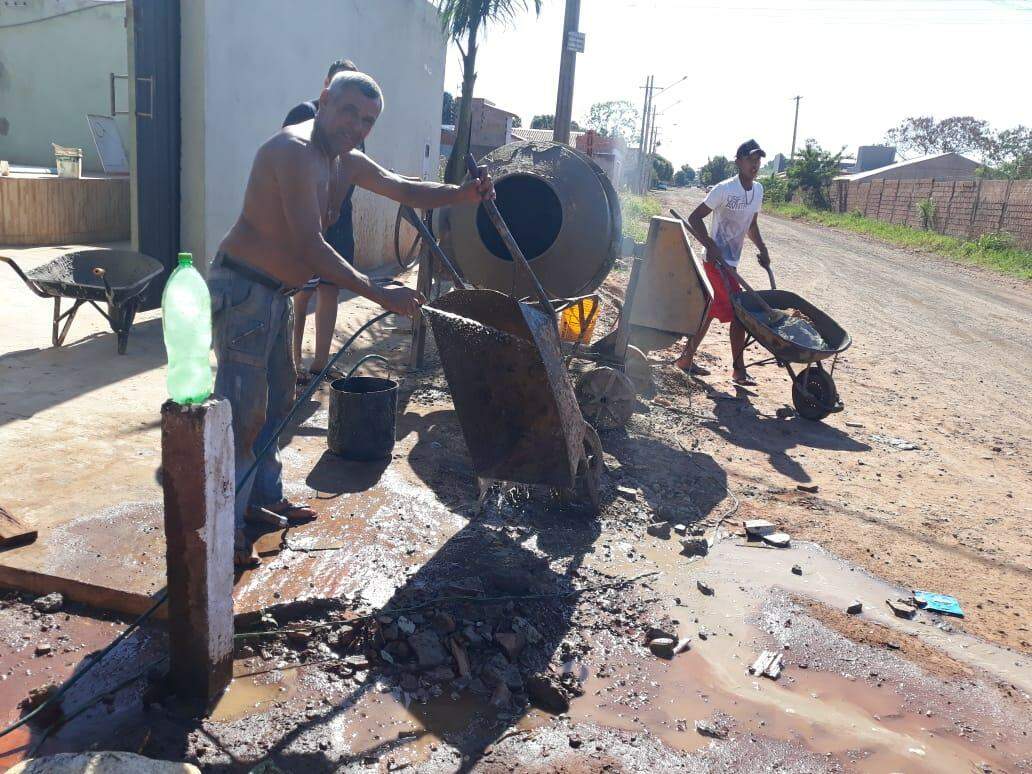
[{"xmin": 447, "ymin": 141, "xmax": 622, "ymax": 299}]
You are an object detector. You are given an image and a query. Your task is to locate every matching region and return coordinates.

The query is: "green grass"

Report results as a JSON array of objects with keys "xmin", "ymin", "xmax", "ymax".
[
  {"xmin": 621, "ymin": 194, "xmax": 662, "ymax": 244},
  {"xmin": 765, "ymin": 202, "xmax": 1032, "ymax": 280}
]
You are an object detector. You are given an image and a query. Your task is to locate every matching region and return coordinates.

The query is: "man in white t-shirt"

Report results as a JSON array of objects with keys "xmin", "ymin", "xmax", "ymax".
[{"xmin": 675, "ymin": 139, "xmax": 771, "ymax": 386}]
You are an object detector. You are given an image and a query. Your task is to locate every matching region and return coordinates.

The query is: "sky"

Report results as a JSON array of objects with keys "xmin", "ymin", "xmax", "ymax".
[{"xmin": 443, "ymin": 0, "xmax": 1031, "ymax": 170}]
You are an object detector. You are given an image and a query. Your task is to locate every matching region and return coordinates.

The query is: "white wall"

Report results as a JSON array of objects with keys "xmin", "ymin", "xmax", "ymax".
[
  {"xmin": 180, "ymin": 0, "xmax": 446, "ymax": 272},
  {"xmin": 0, "ymin": 0, "xmax": 130, "ymax": 173}
]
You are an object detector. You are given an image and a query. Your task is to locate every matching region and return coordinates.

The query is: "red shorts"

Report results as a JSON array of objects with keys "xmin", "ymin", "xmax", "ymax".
[{"xmin": 704, "ymin": 261, "xmax": 741, "ymax": 324}]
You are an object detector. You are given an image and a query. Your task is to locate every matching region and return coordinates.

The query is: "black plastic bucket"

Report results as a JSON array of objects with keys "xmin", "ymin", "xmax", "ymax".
[{"xmin": 328, "ymin": 374, "xmax": 398, "ymax": 460}]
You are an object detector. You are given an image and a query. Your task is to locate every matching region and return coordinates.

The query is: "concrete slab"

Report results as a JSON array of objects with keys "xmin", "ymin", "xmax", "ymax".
[
  {"xmin": 0, "ymin": 250, "xmax": 448, "ymax": 621},
  {"xmin": 0, "ymin": 402, "xmax": 468, "ymax": 621}
]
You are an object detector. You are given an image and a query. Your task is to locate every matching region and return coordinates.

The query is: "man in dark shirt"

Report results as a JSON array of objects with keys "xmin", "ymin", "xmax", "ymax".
[{"xmin": 283, "ymin": 58, "xmax": 361, "ymax": 384}]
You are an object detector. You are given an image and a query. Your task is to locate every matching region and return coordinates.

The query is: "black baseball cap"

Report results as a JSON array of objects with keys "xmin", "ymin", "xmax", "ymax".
[{"xmin": 736, "ymin": 139, "xmax": 766, "ymax": 159}]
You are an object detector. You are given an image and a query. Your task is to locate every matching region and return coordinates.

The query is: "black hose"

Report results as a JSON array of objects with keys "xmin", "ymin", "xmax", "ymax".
[
  {"xmin": 0, "ymin": 310, "xmax": 395, "ymax": 741},
  {"xmin": 236, "ymin": 311, "xmax": 392, "ymax": 492}
]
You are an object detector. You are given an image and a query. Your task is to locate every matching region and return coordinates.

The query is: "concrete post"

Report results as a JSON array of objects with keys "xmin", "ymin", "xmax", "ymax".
[{"xmin": 160, "ymin": 398, "xmax": 234, "ymax": 707}]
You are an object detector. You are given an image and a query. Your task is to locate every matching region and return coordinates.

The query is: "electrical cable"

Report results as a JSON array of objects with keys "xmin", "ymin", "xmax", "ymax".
[{"xmin": 0, "ymin": 1, "xmax": 121, "ymax": 30}]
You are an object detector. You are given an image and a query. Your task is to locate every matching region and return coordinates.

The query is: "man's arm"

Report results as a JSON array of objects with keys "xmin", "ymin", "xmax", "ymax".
[
  {"xmin": 687, "ymin": 202, "xmax": 721, "ymax": 263},
  {"xmin": 269, "ymin": 140, "xmax": 422, "ymax": 316},
  {"xmin": 347, "ymin": 151, "xmax": 492, "ymax": 208},
  {"xmin": 747, "ymin": 213, "xmax": 770, "ymax": 267}
]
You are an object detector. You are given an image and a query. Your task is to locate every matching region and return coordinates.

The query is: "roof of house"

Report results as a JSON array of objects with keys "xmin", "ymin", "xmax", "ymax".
[
  {"xmin": 511, "ymin": 127, "xmax": 584, "ymax": 145},
  {"xmin": 476, "ymin": 99, "xmax": 521, "ymax": 120},
  {"xmin": 835, "ymin": 152, "xmax": 979, "ymax": 181}
]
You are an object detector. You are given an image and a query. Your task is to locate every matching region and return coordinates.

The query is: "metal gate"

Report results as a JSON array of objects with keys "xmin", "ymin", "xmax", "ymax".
[{"xmin": 129, "ymin": 0, "xmax": 181, "ymax": 310}]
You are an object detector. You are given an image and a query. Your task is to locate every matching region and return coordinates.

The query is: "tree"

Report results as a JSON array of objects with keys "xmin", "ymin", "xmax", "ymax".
[
  {"xmin": 673, "ymin": 164, "xmax": 695, "ymax": 186},
  {"xmin": 984, "ymin": 125, "xmax": 1032, "ymax": 179},
  {"xmin": 885, "ymin": 115, "xmax": 995, "ymax": 157},
  {"xmin": 699, "ymin": 155, "xmax": 734, "ymax": 186},
  {"xmin": 652, "ymin": 154, "xmax": 673, "ymax": 183},
  {"xmin": 786, "ymin": 140, "xmax": 843, "ymax": 210},
  {"xmin": 586, "ymin": 100, "xmax": 639, "ymax": 139},
  {"xmin": 435, "ymin": 0, "xmax": 543, "ymax": 183},
  {"xmin": 530, "ymin": 114, "xmax": 580, "ymax": 131},
  {"xmin": 442, "ymin": 91, "xmax": 455, "ymax": 124},
  {"xmin": 511, "ymin": 115, "xmax": 522, "ymax": 128}
]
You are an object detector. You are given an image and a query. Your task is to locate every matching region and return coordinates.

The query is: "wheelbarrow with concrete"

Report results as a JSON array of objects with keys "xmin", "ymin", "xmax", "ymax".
[
  {"xmin": 670, "ymin": 208, "xmax": 852, "ymax": 421},
  {"xmin": 1, "ymin": 248, "xmax": 163, "ymax": 354}
]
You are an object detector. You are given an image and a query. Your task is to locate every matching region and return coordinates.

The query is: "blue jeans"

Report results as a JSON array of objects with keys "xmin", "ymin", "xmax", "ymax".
[{"xmin": 208, "ymin": 257, "xmax": 295, "ymax": 529}]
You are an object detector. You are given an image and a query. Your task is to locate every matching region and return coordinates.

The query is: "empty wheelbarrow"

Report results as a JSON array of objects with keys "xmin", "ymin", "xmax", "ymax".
[{"xmin": 1, "ymin": 248, "xmax": 163, "ymax": 354}]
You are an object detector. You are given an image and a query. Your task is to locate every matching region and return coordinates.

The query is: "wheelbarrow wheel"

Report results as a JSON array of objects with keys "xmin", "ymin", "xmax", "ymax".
[
  {"xmin": 574, "ymin": 422, "xmax": 604, "ymax": 512},
  {"xmin": 623, "ymin": 345, "xmax": 653, "ymax": 395},
  {"xmin": 576, "ymin": 366, "xmax": 635, "ymax": 431},
  {"xmin": 792, "ymin": 364, "xmax": 838, "ymax": 421}
]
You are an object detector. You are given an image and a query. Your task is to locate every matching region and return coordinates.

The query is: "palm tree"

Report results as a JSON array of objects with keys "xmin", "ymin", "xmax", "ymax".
[{"xmin": 435, "ymin": 0, "xmax": 543, "ymax": 183}]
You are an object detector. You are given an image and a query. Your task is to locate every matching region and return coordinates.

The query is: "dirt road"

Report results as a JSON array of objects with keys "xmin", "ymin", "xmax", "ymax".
[
  {"xmin": 658, "ymin": 187, "xmax": 1031, "ymax": 652},
  {"xmin": 2, "ymin": 199, "xmax": 1030, "ymax": 771}
]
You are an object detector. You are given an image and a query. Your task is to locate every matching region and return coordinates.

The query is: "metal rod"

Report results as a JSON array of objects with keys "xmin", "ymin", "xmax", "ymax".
[{"xmin": 398, "ymin": 205, "xmax": 470, "ymax": 290}]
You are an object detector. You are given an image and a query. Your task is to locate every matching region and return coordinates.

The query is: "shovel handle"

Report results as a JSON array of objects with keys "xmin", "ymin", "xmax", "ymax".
[
  {"xmin": 465, "ymin": 153, "xmax": 555, "ymax": 322},
  {"xmin": 668, "ymin": 208, "xmax": 777, "ymax": 317}
]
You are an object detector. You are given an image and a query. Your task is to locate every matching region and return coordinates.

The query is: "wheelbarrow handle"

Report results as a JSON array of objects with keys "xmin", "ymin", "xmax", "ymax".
[
  {"xmin": 465, "ymin": 153, "xmax": 556, "ymax": 323},
  {"xmin": 398, "ymin": 205, "xmax": 470, "ymax": 290},
  {"xmin": 92, "ymin": 267, "xmax": 116, "ymax": 306},
  {"xmin": 0, "ymin": 255, "xmax": 49, "ymax": 298},
  {"xmin": 668, "ymin": 209, "xmax": 778, "ymax": 317}
]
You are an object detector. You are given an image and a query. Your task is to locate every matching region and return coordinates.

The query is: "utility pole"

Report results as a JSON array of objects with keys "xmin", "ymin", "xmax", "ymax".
[
  {"xmin": 553, "ymin": 0, "xmax": 583, "ymax": 145},
  {"xmin": 790, "ymin": 95, "xmax": 802, "ymax": 159},
  {"xmin": 637, "ymin": 76, "xmax": 654, "ymax": 193}
]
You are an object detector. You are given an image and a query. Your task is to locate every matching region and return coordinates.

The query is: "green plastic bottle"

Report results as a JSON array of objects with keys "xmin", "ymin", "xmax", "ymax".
[{"xmin": 162, "ymin": 252, "xmax": 213, "ymax": 404}]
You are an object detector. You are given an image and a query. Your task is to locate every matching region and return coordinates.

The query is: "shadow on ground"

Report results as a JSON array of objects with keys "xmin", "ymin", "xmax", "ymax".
[
  {"xmin": 702, "ymin": 390, "xmax": 870, "ymax": 483},
  {"xmin": 0, "ymin": 318, "xmax": 165, "ymax": 428}
]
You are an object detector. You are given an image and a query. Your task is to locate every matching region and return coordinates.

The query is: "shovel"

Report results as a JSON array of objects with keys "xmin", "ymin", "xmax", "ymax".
[{"xmin": 669, "ymin": 208, "xmax": 787, "ymax": 326}]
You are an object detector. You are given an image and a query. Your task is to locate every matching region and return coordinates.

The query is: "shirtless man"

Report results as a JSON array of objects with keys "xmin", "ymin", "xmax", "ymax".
[{"xmin": 209, "ymin": 71, "xmax": 494, "ymax": 567}]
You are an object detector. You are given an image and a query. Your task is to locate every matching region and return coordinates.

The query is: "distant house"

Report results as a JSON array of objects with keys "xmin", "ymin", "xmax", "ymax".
[
  {"xmin": 441, "ymin": 98, "xmax": 521, "ymax": 165},
  {"xmin": 767, "ymin": 153, "xmax": 789, "ymax": 174},
  {"xmin": 835, "ymin": 152, "xmax": 980, "ymax": 183},
  {"xmin": 847, "ymin": 145, "xmax": 896, "ymax": 174},
  {"xmin": 440, "ymin": 124, "xmax": 456, "ymax": 161},
  {"xmin": 510, "ymin": 127, "xmax": 585, "ymax": 146},
  {"xmin": 575, "ymin": 130, "xmax": 625, "ymax": 188}
]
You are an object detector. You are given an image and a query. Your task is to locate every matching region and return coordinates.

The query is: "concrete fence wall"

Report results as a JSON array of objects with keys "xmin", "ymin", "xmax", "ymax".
[{"xmin": 829, "ymin": 178, "xmax": 1032, "ymax": 249}]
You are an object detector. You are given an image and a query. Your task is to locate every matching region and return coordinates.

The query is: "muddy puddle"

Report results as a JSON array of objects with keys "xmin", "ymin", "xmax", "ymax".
[{"xmin": 562, "ymin": 532, "xmax": 1030, "ymax": 771}]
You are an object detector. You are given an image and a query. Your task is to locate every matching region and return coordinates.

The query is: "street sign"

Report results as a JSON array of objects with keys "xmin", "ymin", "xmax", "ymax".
[{"xmin": 566, "ymin": 31, "xmax": 585, "ymax": 53}]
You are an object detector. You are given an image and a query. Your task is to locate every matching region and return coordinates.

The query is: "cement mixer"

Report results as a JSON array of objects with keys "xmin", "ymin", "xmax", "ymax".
[
  {"xmin": 426, "ymin": 141, "xmax": 662, "ymax": 430},
  {"xmin": 442, "ymin": 141, "xmax": 622, "ymax": 300}
]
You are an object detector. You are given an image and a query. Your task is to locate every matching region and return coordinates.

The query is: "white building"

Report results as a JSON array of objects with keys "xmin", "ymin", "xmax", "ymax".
[
  {"xmin": 1, "ymin": 0, "xmax": 446, "ymax": 276},
  {"xmin": 180, "ymin": 0, "xmax": 446, "ymax": 271}
]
